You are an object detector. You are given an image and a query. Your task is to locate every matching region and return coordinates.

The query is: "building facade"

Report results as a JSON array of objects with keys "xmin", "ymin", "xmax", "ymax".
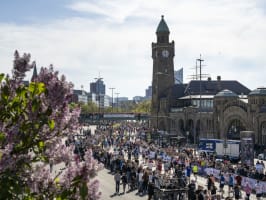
[
  {"xmin": 151, "ymin": 15, "xmax": 175, "ymax": 130},
  {"xmin": 151, "ymin": 16, "xmax": 266, "ymax": 147}
]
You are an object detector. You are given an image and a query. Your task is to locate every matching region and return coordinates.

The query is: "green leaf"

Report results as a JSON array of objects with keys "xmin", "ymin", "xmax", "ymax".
[
  {"xmin": 0, "ymin": 132, "xmax": 6, "ymax": 143},
  {"xmin": 79, "ymin": 182, "xmax": 88, "ymax": 199},
  {"xmin": 48, "ymin": 120, "xmax": 55, "ymax": 130},
  {"xmin": 37, "ymin": 82, "xmax": 46, "ymax": 94},
  {"xmin": 0, "ymin": 73, "xmax": 5, "ymax": 82},
  {"xmin": 38, "ymin": 141, "xmax": 45, "ymax": 150}
]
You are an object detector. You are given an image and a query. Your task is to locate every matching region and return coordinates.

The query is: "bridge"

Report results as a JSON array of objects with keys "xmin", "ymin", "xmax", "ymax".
[{"xmin": 79, "ymin": 113, "xmax": 150, "ymax": 124}]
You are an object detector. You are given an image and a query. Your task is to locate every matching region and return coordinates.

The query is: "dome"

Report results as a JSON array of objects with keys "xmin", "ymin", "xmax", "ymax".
[
  {"xmin": 156, "ymin": 15, "xmax": 170, "ymax": 33},
  {"xmin": 249, "ymin": 87, "xmax": 266, "ymax": 96},
  {"xmin": 215, "ymin": 89, "xmax": 238, "ymax": 98}
]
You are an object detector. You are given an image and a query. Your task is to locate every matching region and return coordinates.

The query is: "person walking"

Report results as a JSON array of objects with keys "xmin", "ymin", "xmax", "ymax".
[
  {"xmin": 244, "ymin": 181, "xmax": 252, "ymax": 200},
  {"xmin": 147, "ymin": 182, "xmax": 155, "ymax": 200},
  {"xmin": 255, "ymin": 180, "xmax": 263, "ymax": 200},
  {"xmin": 114, "ymin": 171, "xmax": 121, "ymax": 195},
  {"xmin": 188, "ymin": 179, "xmax": 196, "ymax": 200},
  {"xmin": 192, "ymin": 164, "xmax": 198, "ymax": 182},
  {"xmin": 121, "ymin": 172, "xmax": 127, "ymax": 194},
  {"xmin": 233, "ymin": 185, "xmax": 242, "ymax": 200},
  {"xmin": 219, "ymin": 173, "xmax": 225, "ymax": 198},
  {"xmin": 228, "ymin": 173, "xmax": 234, "ymax": 197},
  {"xmin": 186, "ymin": 165, "xmax": 192, "ymax": 184}
]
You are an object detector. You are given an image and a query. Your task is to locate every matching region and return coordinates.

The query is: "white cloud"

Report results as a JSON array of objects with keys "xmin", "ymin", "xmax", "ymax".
[{"xmin": 0, "ymin": 0, "xmax": 266, "ymax": 99}]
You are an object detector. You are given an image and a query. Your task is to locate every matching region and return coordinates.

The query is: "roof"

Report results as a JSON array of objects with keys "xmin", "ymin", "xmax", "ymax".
[
  {"xmin": 249, "ymin": 87, "xmax": 266, "ymax": 96},
  {"xmin": 179, "ymin": 95, "xmax": 214, "ymax": 100},
  {"xmin": 73, "ymin": 89, "xmax": 88, "ymax": 96},
  {"xmin": 170, "ymin": 84, "xmax": 187, "ymax": 99},
  {"xmin": 215, "ymin": 89, "xmax": 238, "ymax": 98},
  {"xmin": 156, "ymin": 15, "xmax": 170, "ymax": 33},
  {"xmin": 184, "ymin": 80, "xmax": 251, "ymax": 96}
]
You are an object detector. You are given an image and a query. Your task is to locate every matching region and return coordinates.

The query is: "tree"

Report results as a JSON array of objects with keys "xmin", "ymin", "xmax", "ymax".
[
  {"xmin": 0, "ymin": 51, "xmax": 101, "ymax": 199},
  {"xmin": 133, "ymin": 100, "xmax": 151, "ymax": 114}
]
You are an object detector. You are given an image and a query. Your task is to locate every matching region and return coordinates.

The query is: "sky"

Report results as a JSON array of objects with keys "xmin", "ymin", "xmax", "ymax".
[{"xmin": 0, "ymin": 0, "xmax": 266, "ymax": 99}]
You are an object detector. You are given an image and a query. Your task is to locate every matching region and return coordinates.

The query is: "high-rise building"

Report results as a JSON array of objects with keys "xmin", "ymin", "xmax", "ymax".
[
  {"xmin": 174, "ymin": 68, "xmax": 183, "ymax": 84},
  {"xmin": 90, "ymin": 79, "xmax": 106, "ymax": 95},
  {"xmin": 145, "ymin": 86, "xmax": 152, "ymax": 99}
]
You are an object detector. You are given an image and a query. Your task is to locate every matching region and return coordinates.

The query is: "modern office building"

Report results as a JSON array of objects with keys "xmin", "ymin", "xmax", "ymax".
[
  {"xmin": 174, "ymin": 68, "xmax": 183, "ymax": 84},
  {"xmin": 145, "ymin": 86, "xmax": 152, "ymax": 99},
  {"xmin": 90, "ymin": 79, "xmax": 106, "ymax": 95}
]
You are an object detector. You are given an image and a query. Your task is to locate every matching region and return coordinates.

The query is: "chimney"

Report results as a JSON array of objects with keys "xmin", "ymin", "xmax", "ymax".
[{"xmin": 217, "ymin": 75, "xmax": 222, "ymax": 92}]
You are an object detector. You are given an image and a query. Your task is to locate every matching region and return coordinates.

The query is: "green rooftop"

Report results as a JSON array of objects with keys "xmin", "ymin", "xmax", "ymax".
[{"xmin": 156, "ymin": 15, "xmax": 170, "ymax": 33}]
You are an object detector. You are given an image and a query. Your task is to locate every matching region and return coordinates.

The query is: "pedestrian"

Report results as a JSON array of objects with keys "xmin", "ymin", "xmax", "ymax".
[
  {"xmin": 244, "ymin": 181, "xmax": 252, "ymax": 200},
  {"xmin": 147, "ymin": 182, "xmax": 154, "ymax": 200},
  {"xmin": 138, "ymin": 169, "xmax": 143, "ymax": 195},
  {"xmin": 219, "ymin": 173, "xmax": 225, "ymax": 198},
  {"xmin": 255, "ymin": 180, "xmax": 263, "ymax": 200},
  {"xmin": 186, "ymin": 165, "xmax": 192, "ymax": 184},
  {"xmin": 207, "ymin": 174, "xmax": 214, "ymax": 196},
  {"xmin": 192, "ymin": 164, "xmax": 198, "ymax": 182},
  {"xmin": 114, "ymin": 171, "xmax": 121, "ymax": 195},
  {"xmin": 121, "ymin": 172, "xmax": 127, "ymax": 194},
  {"xmin": 235, "ymin": 174, "xmax": 242, "ymax": 186},
  {"xmin": 233, "ymin": 185, "xmax": 242, "ymax": 200},
  {"xmin": 188, "ymin": 179, "xmax": 196, "ymax": 200},
  {"xmin": 228, "ymin": 174, "xmax": 234, "ymax": 197}
]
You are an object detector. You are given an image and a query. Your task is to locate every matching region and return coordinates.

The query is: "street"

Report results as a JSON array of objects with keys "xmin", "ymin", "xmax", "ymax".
[{"xmin": 98, "ymin": 168, "xmax": 144, "ymax": 200}]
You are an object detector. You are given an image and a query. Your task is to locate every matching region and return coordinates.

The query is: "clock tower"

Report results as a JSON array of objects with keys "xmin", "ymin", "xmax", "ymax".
[{"xmin": 151, "ymin": 15, "xmax": 175, "ymax": 130}]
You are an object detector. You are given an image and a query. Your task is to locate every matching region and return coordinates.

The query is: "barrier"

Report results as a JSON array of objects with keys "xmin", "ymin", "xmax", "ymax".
[{"xmin": 204, "ymin": 168, "xmax": 266, "ymax": 191}]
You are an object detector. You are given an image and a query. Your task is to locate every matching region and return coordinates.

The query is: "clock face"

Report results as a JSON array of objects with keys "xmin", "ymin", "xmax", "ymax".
[{"xmin": 162, "ymin": 49, "xmax": 169, "ymax": 58}]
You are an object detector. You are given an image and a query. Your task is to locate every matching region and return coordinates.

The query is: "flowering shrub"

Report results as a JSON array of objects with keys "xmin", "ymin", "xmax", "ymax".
[{"xmin": 0, "ymin": 51, "xmax": 101, "ymax": 199}]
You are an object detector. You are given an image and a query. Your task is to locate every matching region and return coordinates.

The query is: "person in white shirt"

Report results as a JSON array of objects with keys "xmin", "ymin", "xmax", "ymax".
[
  {"xmin": 255, "ymin": 180, "xmax": 263, "ymax": 200},
  {"xmin": 138, "ymin": 169, "xmax": 144, "ymax": 194}
]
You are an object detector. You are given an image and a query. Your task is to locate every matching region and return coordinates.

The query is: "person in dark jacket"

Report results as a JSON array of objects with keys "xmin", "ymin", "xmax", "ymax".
[
  {"xmin": 188, "ymin": 179, "xmax": 196, "ymax": 200},
  {"xmin": 147, "ymin": 182, "xmax": 154, "ymax": 200}
]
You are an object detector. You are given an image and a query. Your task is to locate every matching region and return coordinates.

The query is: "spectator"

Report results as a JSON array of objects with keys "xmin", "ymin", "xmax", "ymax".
[{"xmin": 114, "ymin": 171, "xmax": 121, "ymax": 195}]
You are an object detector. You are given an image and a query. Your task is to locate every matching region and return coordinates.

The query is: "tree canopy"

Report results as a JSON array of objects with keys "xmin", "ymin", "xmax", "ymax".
[{"xmin": 0, "ymin": 51, "xmax": 101, "ymax": 199}]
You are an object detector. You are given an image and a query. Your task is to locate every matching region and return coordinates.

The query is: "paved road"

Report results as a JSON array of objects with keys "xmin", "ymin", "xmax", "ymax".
[
  {"xmin": 98, "ymin": 168, "xmax": 145, "ymax": 200},
  {"xmin": 97, "ymin": 168, "xmax": 258, "ymax": 200}
]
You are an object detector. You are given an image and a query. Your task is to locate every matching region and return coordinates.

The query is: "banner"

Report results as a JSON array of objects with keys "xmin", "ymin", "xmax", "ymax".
[{"xmin": 204, "ymin": 168, "xmax": 266, "ymax": 191}]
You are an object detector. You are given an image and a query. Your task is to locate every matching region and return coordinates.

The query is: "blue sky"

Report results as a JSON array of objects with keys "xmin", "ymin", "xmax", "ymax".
[{"xmin": 0, "ymin": 0, "xmax": 266, "ymax": 99}]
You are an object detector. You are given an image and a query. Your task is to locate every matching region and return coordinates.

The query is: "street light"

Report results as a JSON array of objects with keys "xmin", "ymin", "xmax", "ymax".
[
  {"xmin": 115, "ymin": 92, "xmax": 120, "ymax": 112},
  {"xmin": 109, "ymin": 87, "xmax": 115, "ymax": 112}
]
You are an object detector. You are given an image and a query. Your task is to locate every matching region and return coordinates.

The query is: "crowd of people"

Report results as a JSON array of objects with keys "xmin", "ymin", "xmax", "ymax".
[{"xmin": 70, "ymin": 122, "xmax": 266, "ymax": 200}]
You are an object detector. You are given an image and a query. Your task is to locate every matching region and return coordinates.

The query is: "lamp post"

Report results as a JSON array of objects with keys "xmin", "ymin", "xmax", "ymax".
[
  {"xmin": 109, "ymin": 87, "xmax": 115, "ymax": 112},
  {"xmin": 115, "ymin": 92, "xmax": 120, "ymax": 112},
  {"xmin": 196, "ymin": 55, "xmax": 204, "ymax": 139}
]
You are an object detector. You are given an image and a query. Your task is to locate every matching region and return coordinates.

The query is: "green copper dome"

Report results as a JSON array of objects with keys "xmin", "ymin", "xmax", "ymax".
[
  {"xmin": 215, "ymin": 89, "xmax": 238, "ymax": 98},
  {"xmin": 156, "ymin": 15, "xmax": 169, "ymax": 33}
]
